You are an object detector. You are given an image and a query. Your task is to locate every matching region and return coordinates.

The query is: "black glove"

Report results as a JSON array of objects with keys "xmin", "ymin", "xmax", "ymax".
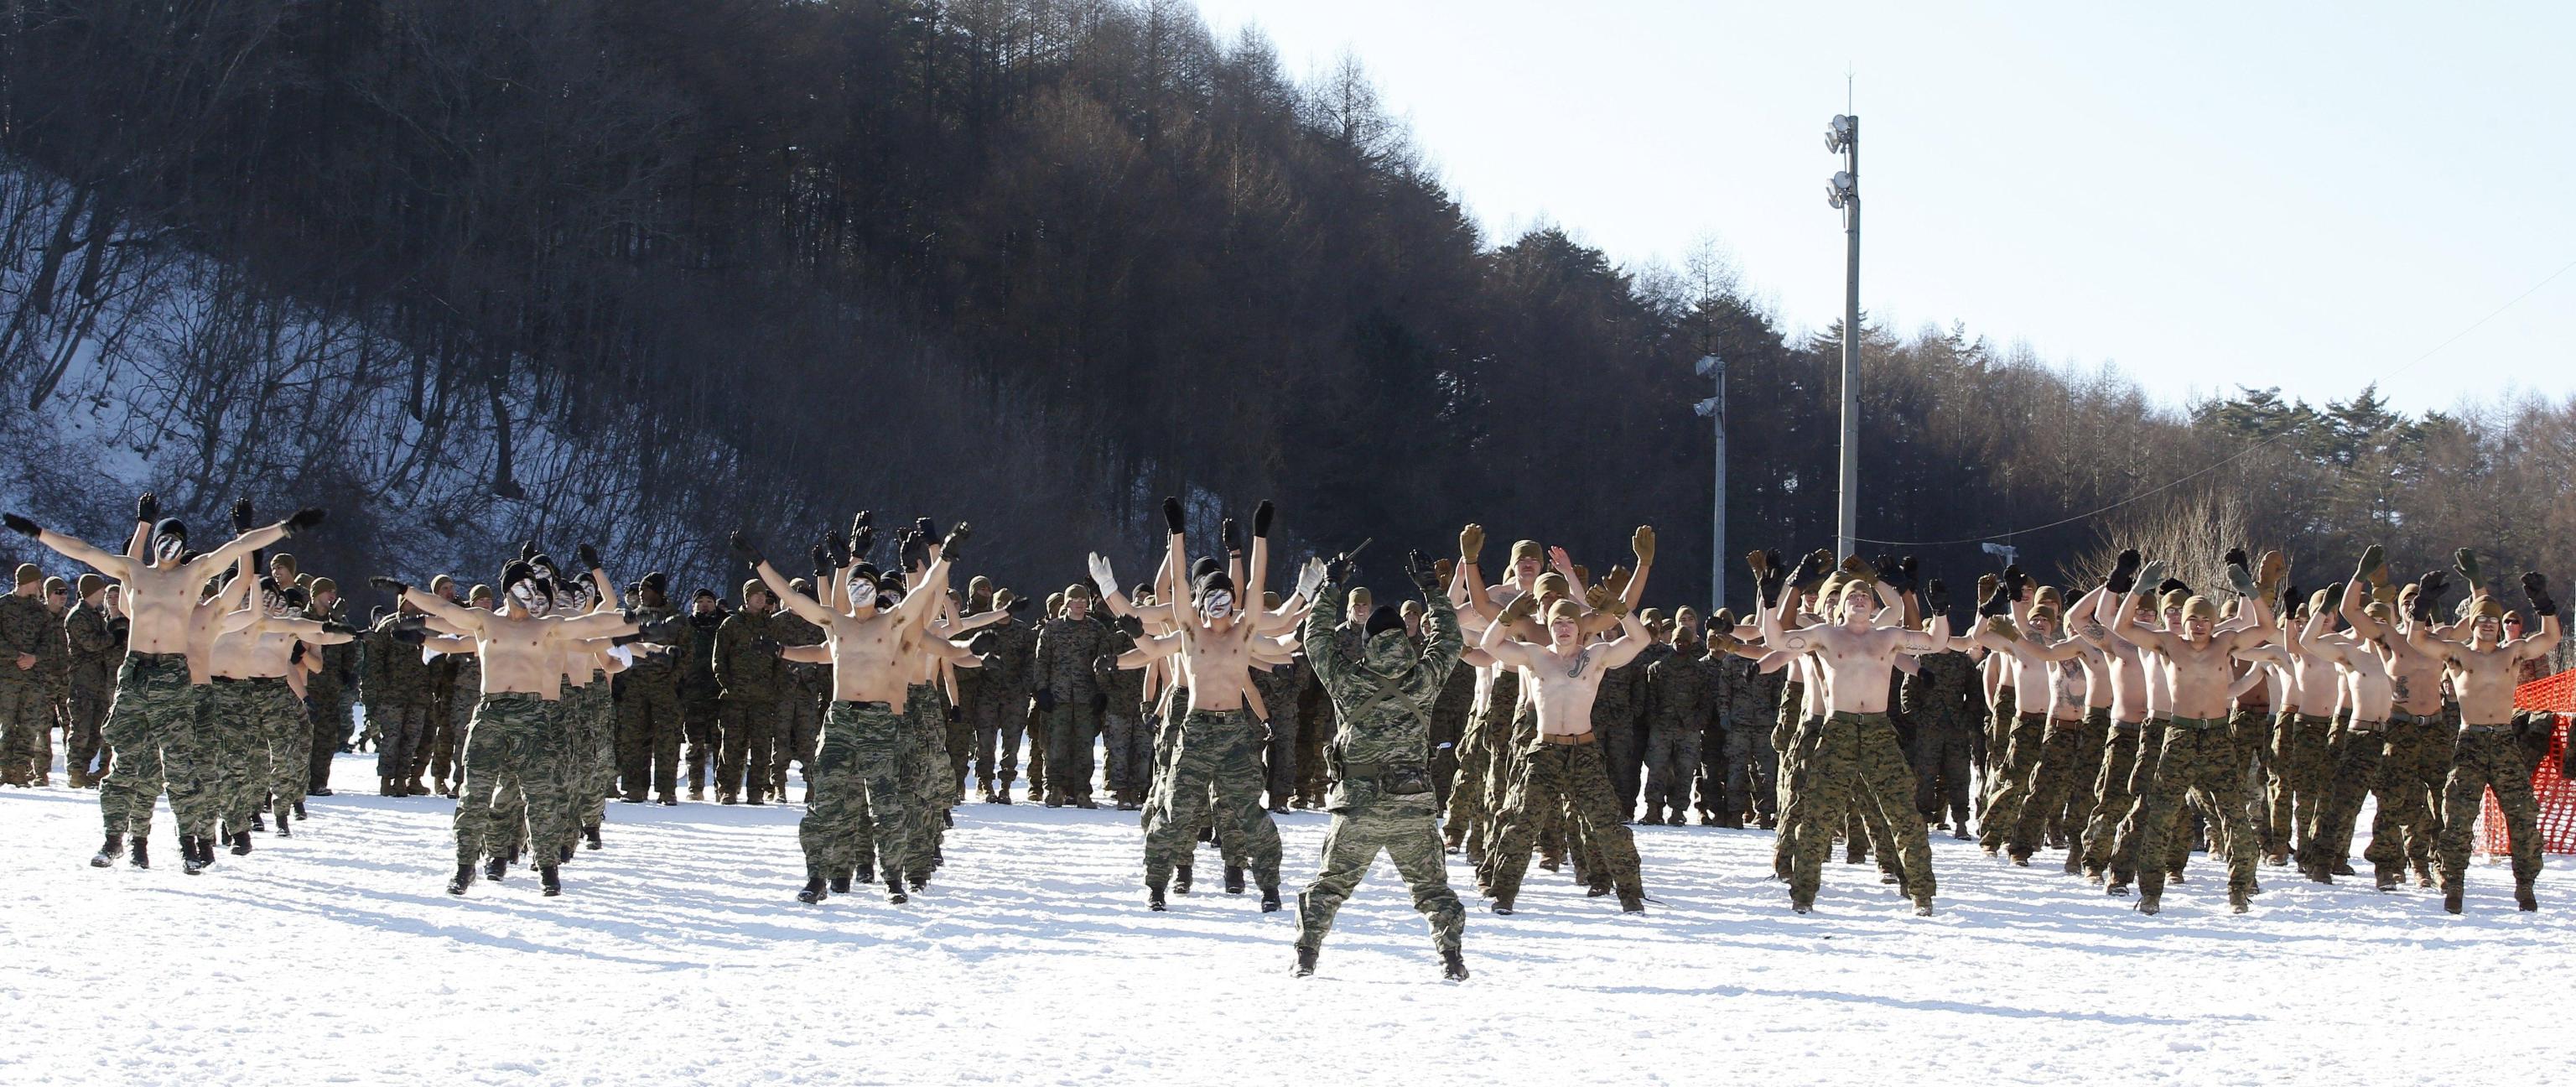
[
  {"xmin": 368, "ymin": 575, "xmax": 412, "ymax": 596},
  {"xmin": 2522, "ymin": 572, "xmax": 2555, "ymax": 617},
  {"xmin": 2224, "ymin": 546, "xmax": 2247, "ymax": 571},
  {"xmin": 1221, "ymin": 517, "xmax": 1242, "ymax": 556},
  {"xmin": 1759, "ymin": 549, "xmax": 1788, "ymax": 600},
  {"xmin": 1792, "ymin": 549, "xmax": 1833, "ymax": 590},
  {"xmin": 913, "ymin": 516, "xmax": 938, "ymax": 541},
  {"xmin": 1090, "ymin": 692, "xmax": 1109, "ymax": 714},
  {"xmin": 2454, "ymin": 548, "xmax": 2481, "ymax": 588},
  {"xmin": 823, "ymin": 530, "xmax": 850, "ymax": 570},
  {"xmin": 2407, "ymin": 580, "xmax": 2437, "ymax": 623},
  {"xmin": 901, "ymin": 530, "xmax": 932, "ymax": 571},
  {"xmin": 946, "ymin": 702, "xmax": 962, "ymax": 723},
  {"xmin": 1898, "ymin": 555, "xmax": 1919, "ymax": 590},
  {"xmin": 281, "ymin": 507, "xmax": 325, "ymax": 536},
  {"xmin": 320, "ymin": 620, "xmax": 362, "ymax": 637},
  {"xmin": 137, "ymin": 492, "xmax": 158, "ymax": 524},
  {"xmin": 2, "ymin": 513, "xmax": 37, "ymax": 538},
  {"xmin": 2281, "ymin": 584, "xmax": 2302, "ymax": 616},
  {"xmin": 578, "ymin": 544, "xmax": 600, "ymax": 572},
  {"xmin": 231, "ymin": 497, "xmax": 255, "ymax": 533},
  {"xmin": 2418, "ymin": 570, "xmax": 2450, "ymax": 610},
  {"xmin": 1161, "ymin": 497, "xmax": 1186, "ymax": 535},
  {"xmin": 1252, "ymin": 500, "xmax": 1275, "ymax": 539},
  {"xmin": 520, "ymin": 540, "xmax": 539, "ymax": 562},
  {"xmin": 2105, "ymin": 549, "xmax": 2142, "ymax": 595},
  {"xmin": 1006, "ymin": 595, "xmax": 1031, "ymax": 614},
  {"xmin": 2002, "ymin": 564, "xmax": 2030, "ymax": 601},
  {"xmin": 849, "ymin": 512, "xmax": 875, "ymax": 556},
  {"xmin": 387, "ymin": 615, "xmax": 430, "ymax": 645},
  {"xmin": 1035, "ymin": 689, "xmax": 1058, "ymax": 712},
  {"xmin": 939, "ymin": 523, "xmax": 969, "ymax": 563},
  {"xmin": 809, "ymin": 544, "xmax": 833, "ymax": 583},
  {"xmin": 1405, "ymin": 549, "xmax": 1441, "ymax": 594},
  {"xmin": 1976, "ymin": 574, "xmax": 2007, "ymax": 617},
  {"xmin": 729, "ymin": 531, "xmax": 764, "ymax": 567},
  {"xmin": 1325, "ymin": 552, "xmax": 1358, "ymax": 585},
  {"xmin": 1924, "ymin": 578, "xmax": 1950, "ymax": 614}
]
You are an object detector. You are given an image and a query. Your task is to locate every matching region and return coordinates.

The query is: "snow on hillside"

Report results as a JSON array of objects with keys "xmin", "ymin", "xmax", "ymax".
[{"xmin": 1, "ymin": 755, "xmax": 2568, "ymax": 1086}]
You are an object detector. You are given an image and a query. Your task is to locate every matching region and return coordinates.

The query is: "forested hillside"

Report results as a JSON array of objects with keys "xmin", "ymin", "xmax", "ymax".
[{"xmin": 2, "ymin": 0, "xmax": 2568, "ymax": 614}]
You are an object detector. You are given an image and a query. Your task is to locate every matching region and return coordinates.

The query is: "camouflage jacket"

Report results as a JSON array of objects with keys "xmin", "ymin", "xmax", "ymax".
[
  {"xmin": 1590, "ymin": 645, "xmax": 1654, "ymax": 739},
  {"xmin": 64, "ymin": 600, "xmax": 123, "ymax": 696},
  {"xmin": 969, "ymin": 616, "xmax": 1041, "ymax": 701},
  {"xmin": 771, "ymin": 610, "xmax": 829, "ymax": 698},
  {"xmin": 1715, "ymin": 653, "xmax": 1779, "ymax": 733},
  {"xmin": 713, "ymin": 607, "xmax": 787, "ymax": 702},
  {"xmin": 1900, "ymin": 650, "xmax": 1981, "ymax": 739},
  {"xmin": 1251, "ymin": 655, "xmax": 1306, "ymax": 734},
  {"xmin": 0, "ymin": 593, "xmax": 54, "ymax": 688},
  {"xmin": 619, "ymin": 603, "xmax": 688, "ymax": 689},
  {"xmin": 1430, "ymin": 658, "xmax": 1476, "ymax": 750},
  {"xmin": 1645, "ymin": 645, "xmax": 1723, "ymax": 736},
  {"xmin": 363, "ymin": 611, "xmax": 437, "ymax": 706},
  {"xmin": 1302, "ymin": 580, "xmax": 1463, "ymax": 780},
  {"xmin": 678, "ymin": 613, "xmax": 724, "ymax": 704},
  {"xmin": 304, "ymin": 601, "xmax": 357, "ymax": 704},
  {"xmin": 1032, "ymin": 615, "xmax": 1117, "ymax": 702}
]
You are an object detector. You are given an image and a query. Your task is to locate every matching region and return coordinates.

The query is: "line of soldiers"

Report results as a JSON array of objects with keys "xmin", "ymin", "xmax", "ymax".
[{"xmin": 0, "ymin": 564, "xmax": 120, "ymax": 789}]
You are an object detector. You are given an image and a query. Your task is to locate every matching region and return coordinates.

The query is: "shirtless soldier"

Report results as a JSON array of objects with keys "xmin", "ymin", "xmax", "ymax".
[
  {"xmin": 1767, "ymin": 564, "xmax": 1948, "ymax": 915},
  {"xmin": 9, "ymin": 496, "xmax": 319, "ymax": 873},
  {"xmin": 2108, "ymin": 559, "xmax": 2265, "ymax": 915},
  {"xmin": 1119, "ymin": 497, "xmax": 1291, "ymax": 913},
  {"xmin": 2406, "ymin": 559, "xmax": 2558, "ymax": 913},
  {"xmin": 753, "ymin": 517, "xmax": 969, "ymax": 905},
  {"xmin": 373, "ymin": 563, "xmax": 646, "ymax": 897}
]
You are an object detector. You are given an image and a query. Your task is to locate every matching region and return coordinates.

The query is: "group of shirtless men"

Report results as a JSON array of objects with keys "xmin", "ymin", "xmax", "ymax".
[{"xmin": 5, "ymin": 494, "xmax": 2563, "ymax": 973}]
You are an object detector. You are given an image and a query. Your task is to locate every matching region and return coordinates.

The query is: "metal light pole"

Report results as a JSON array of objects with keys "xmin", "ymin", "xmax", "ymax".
[
  {"xmin": 1826, "ymin": 114, "xmax": 1860, "ymax": 560},
  {"xmin": 1694, "ymin": 355, "xmax": 1725, "ymax": 613}
]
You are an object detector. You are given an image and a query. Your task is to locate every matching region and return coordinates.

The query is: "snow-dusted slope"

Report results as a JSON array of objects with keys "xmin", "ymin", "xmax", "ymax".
[{"xmin": 1, "ymin": 755, "xmax": 2567, "ymax": 1086}]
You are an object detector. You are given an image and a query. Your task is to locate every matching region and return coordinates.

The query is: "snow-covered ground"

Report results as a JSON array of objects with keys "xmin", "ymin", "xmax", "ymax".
[{"xmin": 3, "ymin": 752, "xmax": 2569, "ymax": 1087}]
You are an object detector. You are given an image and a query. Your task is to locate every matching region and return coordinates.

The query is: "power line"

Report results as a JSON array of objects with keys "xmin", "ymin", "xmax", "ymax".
[{"xmin": 1852, "ymin": 252, "xmax": 2576, "ymax": 549}]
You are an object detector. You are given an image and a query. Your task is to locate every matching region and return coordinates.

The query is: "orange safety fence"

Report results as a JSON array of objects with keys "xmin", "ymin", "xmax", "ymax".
[{"xmin": 2475, "ymin": 668, "xmax": 2575, "ymax": 856}]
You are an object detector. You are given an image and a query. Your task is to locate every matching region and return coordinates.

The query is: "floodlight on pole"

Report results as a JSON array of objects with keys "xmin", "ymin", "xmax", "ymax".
[
  {"xmin": 1826, "ymin": 112, "xmax": 1861, "ymax": 561},
  {"xmin": 1693, "ymin": 354, "xmax": 1726, "ymax": 613}
]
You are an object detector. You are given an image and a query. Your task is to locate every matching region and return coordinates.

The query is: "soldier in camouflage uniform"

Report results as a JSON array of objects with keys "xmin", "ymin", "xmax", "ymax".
[
  {"xmin": 37, "ymin": 575, "xmax": 71, "ymax": 783},
  {"xmin": 1252, "ymin": 616, "xmax": 1308, "ymax": 813},
  {"xmin": 1610, "ymin": 608, "xmax": 1674, "ymax": 820},
  {"xmin": 1031, "ymin": 585, "xmax": 1118, "ymax": 807},
  {"xmin": 1639, "ymin": 616, "xmax": 1719, "ymax": 824},
  {"xmin": 1477, "ymin": 588, "xmax": 1654, "ymax": 915},
  {"xmin": 365, "ymin": 599, "xmax": 439, "ymax": 795},
  {"xmin": 1708, "ymin": 622, "xmax": 1780, "ymax": 827},
  {"xmin": 615, "ymin": 573, "xmax": 688, "ymax": 804},
  {"xmin": 679, "ymin": 590, "xmax": 726, "ymax": 800},
  {"xmin": 64, "ymin": 574, "xmax": 123, "ymax": 787},
  {"xmin": 963, "ymin": 590, "xmax": 1039, "ymax": 802},
  {"xmin": 714, "ymin": 579, "xmax": 787, "ymax": 804},
  {"xmin": 2411, "ymin": 575, "xmax": 2556, "ymax": 914},
  {"xmin": 415, "ymin": 575, "xmax": 465, "ymax": 798},
  {"xmin": 1900, "ymin": 619, "xmax": 1979, "ymax": 837},
  {"xmin": 1291, "ymin": 552, "xmax": 1468, "ymax": 981},
  {"xmin": 301, "ymin": 578, "xmax": 357, "ymax": 795},
  {"xmin": 1428, "ymin": 640, "xmax": 1475, "ymax": 812},
  {"xmin": 0, "ymin": 564, "xmax": 58, "ymax": 785},
  {"xmin": 771, "ymin": 578, "xmax": 830, "ymax": 801},
  {"xmin": 1093, "ymin": 609, "xmax": 1150, "ymax": 809}
]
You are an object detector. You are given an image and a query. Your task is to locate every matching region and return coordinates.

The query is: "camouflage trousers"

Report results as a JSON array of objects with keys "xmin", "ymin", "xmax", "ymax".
[
  {"xmin": 2054, "ymin": 710, "xmax": 2110, "ymax": 843},
  {"xmin": 575, "ymin": 679, "xmax": 617, "ymax": 833},
  {"xmin": 800, "ymin": 700, "xmax": 909, "ymax": 885},
  {"xmin": 613, "ymin": 679, "xmax": 683, "ymax": 799},
  {"xmin": 904, "ymin": 684, "xmax": 951, "ymax": 882},
  {"xmin": 452, "ymin": 694, "xmax": 573, "ymax": 868},
  {"xmin": 2438, "ymin": 726, "xmax": 2543, "ymax": 887},
  {"xmin": 1912, "ymin": 727, "xmax": 1973, "ymax": 825},
  {"xmin": 1264, "ymin": 702, "xmax": 1300, "ymax": 808},
  {"xmin": 1143, "ymin": 707, "xmax": 1281, "ymax": 889},
  {"xmin": 2108, "ymin": 718, "xmax": 2196, "ymax": 882},
  {"xmin": 1772, "ymin": 715, "xmax": 1816, "ymax": 878},
  {"xmin": 717, "ymin": 694, "xmax": 780, "ymax": 803},
  {"xmin": 1789, "ymin": 711, "xmax": 1935, "ymax": 906},
  {"xmin": 218, "ymin": 678, "xmax": 309, "ymax": 825},
  {"xmin": 1025, "ymin": 701, "xmax": 1051, "ymax": 798},
  {"xmin": 65, "ymin": 685, "xmax": 109, "ymax": 783},
  {"xmin": 774, "ymin": 691, "xmax": 824, "ymax": 797},
  {"xmin": 1639, "ymin": 724, "xmax": 1702, "ymax": 816},
  {"xmin": 0, "ymin": 677, "xmax": 51, "ymax": 782},
  {"xmin": 2225, "ymin": 707, "xmax": 2277, "ymax": 860},
  {"xmin": 2134, "ymin": 717, "xmax": 2258, "ymax": 899},
  {"xmin": 2303, "ymin": 716, "xmax": 2392, "ymax": 875},
  {"xmin": 97, "ymin": 653, "xmax": 204, "ymax": 839},
  {"xmin": 1979, "ymin": 714, "xmax": 2048, "ymax": 852},
  {"xmin": 1485, "ymin": 737, "xmax": 1642, "ymax": 908},
  {"xmin": 2271, "ymin": 710, "xmax": 2335, "ymax": 856},
  {"xmin": 2007, "ymin": 720, "xmax": 2090, "ymax": 861},
  {"xmin": 1719, "ymin": 719, "xmax": 1777, "ymax": 823},
  {"xmin": 1044, "ymin": 698, "xmax": 1101, "ymax": 803},
  {"xmin": 204, "ymin": 679, "xmax": 277, "ymax": 835},
  {"xmin": 2079, "ymin": 722, "xmax": 2142, "ymax": 874},
  {"xmin": 2362, "ymin": 710, "xmax": 2444, "ymax": 879},
  {"xmin": 304, "ymin": 688, "xmax": 348, "ymax": 793},
  {"xmin": 1441, "ymin": 693, "xmax": 1501, "ymax": 850},
  {"xmin": 1976, "ymin": 685, "xmax": 2018, "ymax": 820},
  {"xmin": 373, "ymin": 702, "xmax": 432, "ymax": 783},
  {"xmin": 1296, "ymin": 786, "xmax": 1463, "ymax": 956},
  {"xmin": 965, "ymin": 691, "xmax": 1020, "ymax": 787},
  {"xmin": 1102, "ymin": 710, "xmax": 1150, "ymax": 803}
]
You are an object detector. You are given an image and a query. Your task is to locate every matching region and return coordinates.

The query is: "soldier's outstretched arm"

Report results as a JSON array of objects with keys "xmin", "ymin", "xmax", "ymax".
[
  {"xmin": 3, "ymin": 518, "xmax": 129, "ymax": 580},
  {"xmin": 1620, "ymin": 527, "xmax": 1655, "ymax": 614},
  {"xmin": 1246, "ymin": 500, "xmax": 1273, "ymax": 611},
  {"xmin": 780, "ymin": 643, "xmax": 830, "ymax": 664},
  {"xmin": 756, "ymin": 559, "xmax": 833, "ymax": 626},
  {"xmin": 1116, "ymin": 631, "xmax": 1182, "ymax": 669},
  {"xmin": 393, "ymin": 585, "xmax": 483, "ymax": 634},
  {"xmin": 194, "ymin": 514, "xmax": 311, "ymax": 582},
  {"xmin": 1597, "ymin": 610, "xmax": 1653, "ymax": 669}
]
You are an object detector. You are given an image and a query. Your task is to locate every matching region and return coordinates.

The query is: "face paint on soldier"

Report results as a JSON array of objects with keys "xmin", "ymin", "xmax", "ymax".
[{"xmin": 151, "ymin": 518, "xmax": 188, "ymax": 564}]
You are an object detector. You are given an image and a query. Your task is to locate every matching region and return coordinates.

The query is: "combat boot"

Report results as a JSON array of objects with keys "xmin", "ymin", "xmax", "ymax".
[
  {"xmin": 66, "ymin": 767, "xmax": 90, "ymax": 788},
  {"xmin": 484, "ymin": 856, "xmax": 506, "ymax": 882},
  {"xmin": 979, "ymin": 781, "xmax": 997, "ymax": 804},
  {"xmin": 558, "ymin": 844, "xmax": 574, "ymax": 865},
  {"xmin": 888, "ymin": 885, "xmax": 909, "ymax": 905},
  {"xmin": 1076, "ymin": 795, "xmax": 1098, "ymax": 809},
  {"xmin": 1587, "ymin": 877, "xmax": 1612, "ymax": 897},
  {"xmin": 688, "ymin": 786, "xmax": 704, "ymax": 801},
  {"xmin": 995, "ymin": 781, "xmax": 1013, "ymax": 804},
  {"xmin": 1441, "ymin": 949, "xmax": 1469, "ymax": 981},
  {"xmin": 2229, "ymin": 887, "xmax": 2251, "ymax": 914},
  {"xmin": 2443, "ymin": 876, "xmax": 2464, "ymax": 914},
  {"xmin": 1291, "ymin": 946, "xmax": 1317, "ymax": 977},
  {"xmin": 1260, "ymin": 886, "xmax": 1282, "ymax": 913},
  {"xmin": 293, "ymin": 801, "xmax": 307, "ymax": 819},
  {"xmin": 1618, "ymin": 890, "xmax": 1645, "ymax": 914},
  {"xmin": 1044, "ymin": 792, "xmax": 1063, "ymax": 809},
  {"xmin": 230, "ymin": 830, "xmax": 253, "ymax": 856},
  {"xmin": 797, "ymin": 876, "xmax": 828, "ymax": 904},
  {"xmin": 407, "ymin": 776, "xmax": 428, "ymax": 796},
  {"xmin": 250, "ymin": 813, "xmax": 267, "ymax": 832},
  {"xmin": 90, "ymin": 833, "xmax": 122, "ymax": 867},
  {"xmin": 2374, "ymin": 866, "xmax": 2402, "ymax": 892},
  {"xmin": 274, "ymin": 817, "xmax": 290, "ymax": 839},
  {"xmin": 1643, "ymin": 804, "xmax": 1663, "ymax": 825},
  {"xmin": 719, "ymin": 792, "xmax": 737, "ymax": 805},
  {"xmin": 829, "ymin": 875, "xmax": 851, "ymax": 894},
  {"xmin": 538, "ymin": 865, "xmax": 561, "ymax": 897},
  {"xmin": 129, "ymin": 838, "xmax": 148, "ymax": 869},
  {"xmin": 1173, "ymin": 865, "xmax": 1193, "ymax": 895},
  {"xmin": 1913, "ymin": 896, "xmax": 1935, "ymax": 917},
  {"xmin": 2516, "ymin": 879, "xmax": 2537, "ymax": 913},
  {"xmin": 308, "ymin": 784, "xmax": 331, "ymax": 797},
  {"xmin": 584, "ymin": 825, "xmax": 602, "ymax": 850},
  {"xmin": 1223, "ymin": 865, "xmax": 1245, "ymax": 894},
  {"xmin": 1148, "ymin": 882, "xmax": 1168, "ymax": 911},
  {"xmin": 657, "ymin": 792, "xmax": 678, "ymax": 806},
  {"xmin": 2063, "ymin": 851, "xmax": 2082, "ymax": 875},
  {"xmin": 746, "ymin": 789, "xmax": 766, "ymax": 806},
  {"xmin": 446, "ymin": 863, "xmax": 475, "ymax": 895},
  {"xmin": 2134, "ymin": 893, "xmax": 2161, "ymax": 916}
]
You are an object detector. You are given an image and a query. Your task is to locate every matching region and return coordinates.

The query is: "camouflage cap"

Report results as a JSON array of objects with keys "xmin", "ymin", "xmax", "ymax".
[{"xmin": 76, "ymin": 573, "xmax": 106, "ymax": 599}]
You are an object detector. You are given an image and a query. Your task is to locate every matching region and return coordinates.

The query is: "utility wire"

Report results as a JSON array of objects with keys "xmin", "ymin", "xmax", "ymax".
[{"xmin": 1851, "ymin": 252, "xmax": 2576, "ymax": 548}]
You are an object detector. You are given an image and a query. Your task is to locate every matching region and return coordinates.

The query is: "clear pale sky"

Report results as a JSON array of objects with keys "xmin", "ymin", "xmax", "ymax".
[{"xmin": 1191, "ymin": 2, "xmax": 2576, "ymax": 414}]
